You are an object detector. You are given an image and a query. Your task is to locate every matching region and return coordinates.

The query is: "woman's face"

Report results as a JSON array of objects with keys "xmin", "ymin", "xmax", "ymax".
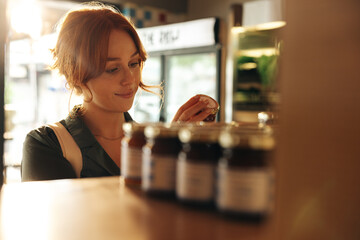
[{"xmin": 83, "ymin": 30, "xmax": 141, "ymax": 113}]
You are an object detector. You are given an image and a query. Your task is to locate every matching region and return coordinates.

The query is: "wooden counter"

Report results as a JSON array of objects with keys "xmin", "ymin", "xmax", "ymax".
[{"xmin": 0, "ymin": 176, "xmax": 274, "ymax": 240}]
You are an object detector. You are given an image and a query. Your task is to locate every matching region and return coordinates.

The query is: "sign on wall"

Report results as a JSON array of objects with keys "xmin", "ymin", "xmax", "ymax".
[{"xmin": 137, "ymin": 18, "xmax": 218, "ymax": 52}]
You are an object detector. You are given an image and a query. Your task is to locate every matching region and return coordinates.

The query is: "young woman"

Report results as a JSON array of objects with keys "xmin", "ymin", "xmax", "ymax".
[{"xmin": 21, "ymin": 3, "xmax": 214, "ymax": 181}]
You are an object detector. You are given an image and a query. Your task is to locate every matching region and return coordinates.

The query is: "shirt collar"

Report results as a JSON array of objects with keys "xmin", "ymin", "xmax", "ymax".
[{"xmin": 64, "ymin": 105, "xmax": 134, "ymax": 148}]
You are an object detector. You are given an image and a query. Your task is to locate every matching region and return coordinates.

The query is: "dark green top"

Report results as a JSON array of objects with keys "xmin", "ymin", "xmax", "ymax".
[{"xmin": 21, "ymin": 106, "xmax": 133, "ymax": 181}]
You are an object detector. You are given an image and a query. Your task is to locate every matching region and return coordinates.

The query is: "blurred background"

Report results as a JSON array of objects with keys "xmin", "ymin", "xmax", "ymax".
[
  {"xmin": 1, "ymin": 0, "xmax": 360, "ymax": 239},
  {"xmin": 2, "ymin": 0, "xmax": 285, "ymax": 183}
]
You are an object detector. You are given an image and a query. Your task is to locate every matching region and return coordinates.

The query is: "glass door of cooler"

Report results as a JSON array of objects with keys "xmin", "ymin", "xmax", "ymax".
[
  {"xmin": 129, "ymin": 56, "xmax": 162, "ymax": 122},
  {"xmin": 162, "ymin": 52, "xmax": 219, "ymax": 122}
]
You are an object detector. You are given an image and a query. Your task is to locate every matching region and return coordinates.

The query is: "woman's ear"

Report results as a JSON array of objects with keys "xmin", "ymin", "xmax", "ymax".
[
  {"xmin": 79, "ymin": 84, "xmax": 93, "ymax": 102},
  {"xmin": 74, "ymin": 85, "xmax": 83, "ymax": 95}
]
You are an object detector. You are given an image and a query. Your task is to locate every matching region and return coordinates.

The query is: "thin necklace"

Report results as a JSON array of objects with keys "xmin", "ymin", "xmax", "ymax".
[{"xmin": 94, "ymin": 135, "xmax": 123, "ymax": 141}]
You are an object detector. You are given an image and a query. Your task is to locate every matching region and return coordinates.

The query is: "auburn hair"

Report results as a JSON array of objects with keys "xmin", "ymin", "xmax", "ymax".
[{"xmin": 50, "ymin": 2, "xmax": 155, "ymax": 96}]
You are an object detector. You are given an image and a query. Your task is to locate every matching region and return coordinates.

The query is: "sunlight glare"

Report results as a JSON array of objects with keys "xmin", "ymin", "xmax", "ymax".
[{"xmin": 10, "ymin": 0, "xmax": 43, "ymax": 39}]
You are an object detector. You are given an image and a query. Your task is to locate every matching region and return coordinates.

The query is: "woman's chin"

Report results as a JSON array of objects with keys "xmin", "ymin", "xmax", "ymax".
[{"xmin": 117, "ymin": 102, "xmax": 135, "ymax": 113}]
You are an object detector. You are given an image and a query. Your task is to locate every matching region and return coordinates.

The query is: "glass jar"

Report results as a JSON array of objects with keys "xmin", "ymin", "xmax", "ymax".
[
  {"xmin": 176, "ymin": 126, "xmax": 222, "ymax": 207},
  {"xmin": 142, "ymin": 123, "xmax": 182, "ymax": 197},
  {"xmin": 121, "ymin": 123, "xmax": 147, "ymax": 186},
  {"xmin": 197, "ymin": 94, "xmax": 220, "ymax": 122},
  {"xmin": 216, "ymin": 127, "xmax": 275, "ymax": 222}
]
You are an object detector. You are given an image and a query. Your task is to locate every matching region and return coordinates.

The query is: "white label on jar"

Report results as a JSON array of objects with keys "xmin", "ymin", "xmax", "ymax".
[
  {"xmin": 121, "ymin": 146, "xmax": 143, "ymax": 179},
  {"xmin": 176, "ymin": 158, "xmax": 215, "ymax": 201},
  {"xmin": 142, "ymin": 152, "xmax": 177, "ymax": 191},
  {"xmin": 216, "ymin": 163, "xmax": 272, "ymax": 213}
]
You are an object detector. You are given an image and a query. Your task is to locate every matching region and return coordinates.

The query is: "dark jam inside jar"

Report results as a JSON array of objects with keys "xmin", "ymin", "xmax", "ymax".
[
  {"xmin": 216, "ymin": 130, "xmax": 275, "ymax": 223},
  {"xmin": 176, "ymin": 127, "xmax": 222, "ymax": 208},
  {"xmin": 221, "ymin": 147, "xmax": 269, "ymax": 168},
  {"xmin": 142, "ymin": 124, "xmax": 182, "ymax": 199}
]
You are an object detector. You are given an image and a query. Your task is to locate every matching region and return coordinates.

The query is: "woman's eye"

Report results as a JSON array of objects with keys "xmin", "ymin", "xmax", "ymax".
[
  {"xmin": 106, "ymin": 67, "xmax": 119, "ymax": 73},
  {"xmin": 129, "ymin": 60, "xmax": 140, "ymax": 68}
]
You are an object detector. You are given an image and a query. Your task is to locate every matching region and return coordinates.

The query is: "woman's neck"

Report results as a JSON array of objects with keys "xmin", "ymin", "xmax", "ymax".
[{"xmin": 81, "ymin": 102, "xmax": 125, "ymax": 139}]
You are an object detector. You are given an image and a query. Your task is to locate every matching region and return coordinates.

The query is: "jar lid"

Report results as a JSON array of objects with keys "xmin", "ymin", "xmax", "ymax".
[
  {"xmin": 122, "ymin": 122, "xmax": 147, "ymax": 134},
  {"xmin": 219, "ymin": 127, "xmax": 275, "ymax": 150},
  {"xmin": 178, "ymin": 125, "xmax": 222, "ymax": 143},
  {"xmin": 197, "ymin": 94, "xmax": 220, "ymax": 122},
  {"xmin": 144, "ymin": 122, "xmax": 183, "ymax": 138}
]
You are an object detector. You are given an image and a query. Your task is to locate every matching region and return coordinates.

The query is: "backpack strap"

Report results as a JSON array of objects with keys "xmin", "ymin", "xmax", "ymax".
[{"xmin": 47, "ymin": 122, "xmax": 82, "ymax": 178}]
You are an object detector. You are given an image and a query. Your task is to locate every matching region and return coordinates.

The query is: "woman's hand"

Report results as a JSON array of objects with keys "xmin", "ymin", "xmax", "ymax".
[{"xmin": 172, "ymin": 95, "xmax": 217, "ymax": 122}]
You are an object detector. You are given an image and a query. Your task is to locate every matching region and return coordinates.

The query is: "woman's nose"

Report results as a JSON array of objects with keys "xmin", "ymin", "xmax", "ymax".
[{"xmin": 120, "ymin": 67, "xmax": 135, "ymax": 86}]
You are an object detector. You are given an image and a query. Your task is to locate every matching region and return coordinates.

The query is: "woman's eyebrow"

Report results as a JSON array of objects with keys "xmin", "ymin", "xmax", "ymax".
[
  {"xmin": 107, "ymin": 51, "xmax": 139, "ymax": 61},
  {"xmin": 130, "ymin": 51, "xmax": 140, "ymax": 57}
]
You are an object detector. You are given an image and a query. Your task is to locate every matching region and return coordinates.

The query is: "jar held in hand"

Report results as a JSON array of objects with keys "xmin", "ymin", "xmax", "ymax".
[
  {"xmin": 172, "ymin": 94, "xmax": 220, "ymax": 122},
  {"xmin": 197, "ymin": 94, "xmax": 219, "ymax": 122}
]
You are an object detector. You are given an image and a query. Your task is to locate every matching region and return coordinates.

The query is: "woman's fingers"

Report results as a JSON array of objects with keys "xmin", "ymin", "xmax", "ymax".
[
  {"xmin": 188, "ymin": 108, "xmax": 213, "ymax": 122},
  {"xmin": 177, "ymin": 100, "xmax": 209, "ymax": 122},
  {"xmin": 172, "ymin": 95, "xmax": 200, "ymax": 122},
  {"xmin": 172, "ymin": 94, "xmax": 218, "ymax": 122},
  {"xmin": 173, "ymin": 100, "xmax": 213, "ymax": 122}
]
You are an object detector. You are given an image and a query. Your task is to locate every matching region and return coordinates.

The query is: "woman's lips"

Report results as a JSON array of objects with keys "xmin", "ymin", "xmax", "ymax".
[{"xmin": 115, "ymin": 91, "xmax": 134, "ymax": 99}]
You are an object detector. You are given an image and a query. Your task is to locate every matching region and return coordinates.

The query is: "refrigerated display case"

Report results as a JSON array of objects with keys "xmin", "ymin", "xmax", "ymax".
[
  {"xmin": 132, "ymin": 18, "xmax": 221, "ymax": 123},
  {"xmin": 226, "ymin": 24, "xmax": 284, "ymax": 123},
  {"xmin": 131, "ymin": 56, "xmax": 162, "ymax": 122}
]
